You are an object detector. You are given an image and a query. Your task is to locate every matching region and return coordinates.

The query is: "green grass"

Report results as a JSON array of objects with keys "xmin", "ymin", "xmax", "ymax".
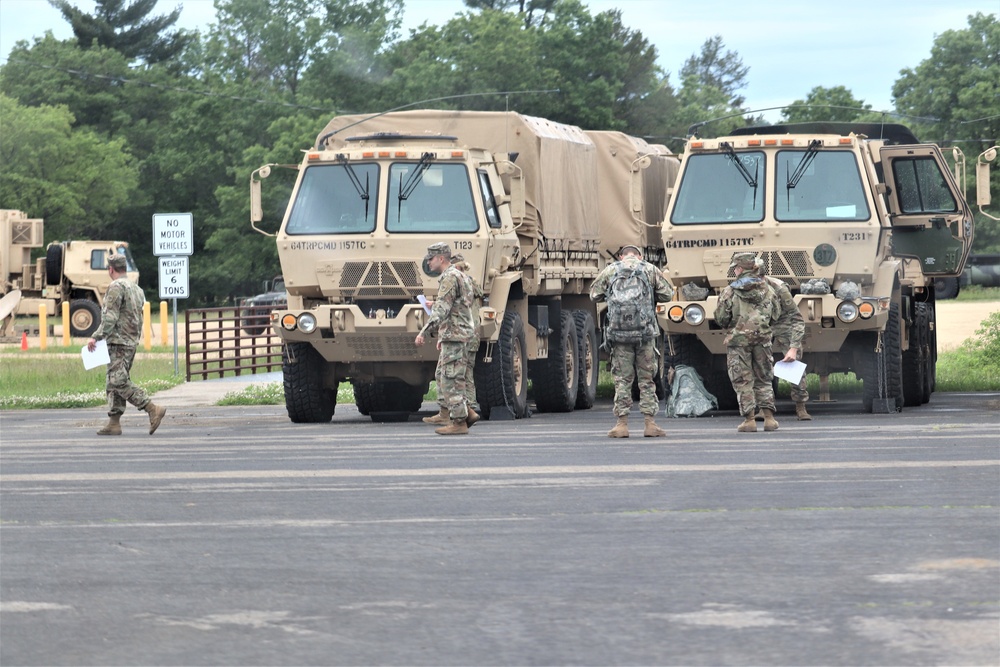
[{"xmin": 955, "ymin": 286, "xmax": 1000, "ymax": 301}]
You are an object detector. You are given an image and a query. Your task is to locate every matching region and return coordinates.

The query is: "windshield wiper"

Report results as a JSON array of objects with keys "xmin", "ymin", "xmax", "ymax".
[
  {"xmin": 336, "ymin": 154, "xmax": 370, "ymax": 220},
  {"xmin": 786, "ymin": 140, "xmax": 821, "ymax": 189},
  {"xmin": 398, "ymin": 152, "xmax": 435, "ymax": 201},
  {"xmin": 720, "ymin": 141, "xmax": 759, "ymax": 209}
]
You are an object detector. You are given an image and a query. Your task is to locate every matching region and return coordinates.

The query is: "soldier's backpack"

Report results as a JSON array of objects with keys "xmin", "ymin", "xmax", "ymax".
[
  {"xmin": 605, "ymin": 263, "xmax": 657, "ymax": 344},
  {"xmin": 664, "ymin": 364, "xmax": 718, "ymax": 418}
]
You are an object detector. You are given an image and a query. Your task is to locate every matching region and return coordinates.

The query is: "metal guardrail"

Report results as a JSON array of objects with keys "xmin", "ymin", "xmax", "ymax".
[{"xmin": 185, "ymin": 306, "xmax": 283, "ymax": 381}]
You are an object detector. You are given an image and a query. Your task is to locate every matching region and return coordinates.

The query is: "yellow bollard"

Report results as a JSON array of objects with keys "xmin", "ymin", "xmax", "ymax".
[
  {"xmin": 39, "ymin": 304, "xmax": 48, "ymax": 351},
  {"xmin": 160, "ymin": 301, "xmax": 168, "ymax": 345},
  {"xmin": 143, "ymin": 301, "xmax": 152, "ymax": 350},
  {"xmin": 62, "ymin": 301, "xmax": 70, "ymax": 347}
]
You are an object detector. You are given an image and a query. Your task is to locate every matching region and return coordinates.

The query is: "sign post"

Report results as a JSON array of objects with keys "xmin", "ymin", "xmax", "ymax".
[{"xmin": 153, "ymin": 213, "xmax": 194, "ymax": 375}]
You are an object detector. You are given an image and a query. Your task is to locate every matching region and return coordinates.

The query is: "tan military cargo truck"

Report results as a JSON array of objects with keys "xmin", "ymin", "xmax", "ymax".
[
  {"xmin": 250, "ymin": 110, "xmax": 678, "ymax": 422},
  {"xmin": 658, "ymin": 122, "xmax": 985, "ymax": 412},
  {"xmin": 0, "ymin": 209, "xmax": 139, "ymax": 337}
]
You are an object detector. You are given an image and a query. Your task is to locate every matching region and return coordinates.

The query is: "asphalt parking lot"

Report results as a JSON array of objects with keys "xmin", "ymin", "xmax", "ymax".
[{"xmin": 2, "ymin": 392, "xmax": 998, "ymax": 666}]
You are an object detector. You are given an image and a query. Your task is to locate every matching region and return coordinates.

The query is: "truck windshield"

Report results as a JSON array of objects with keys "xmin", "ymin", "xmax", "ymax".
[
  {"xmin": 285, "ymin": 163, "xmax": 378, "ymax": 235},
  {"xmin": 775, "ymin": 150, "xmax": 870, "ymax": 222},
  {"xmin": 670, "ymin": 152, "xmax": 765, "ymax": 224},
  {"xmin": 387, "ymin": 163, "xmax": 478, "ymax": 233}
]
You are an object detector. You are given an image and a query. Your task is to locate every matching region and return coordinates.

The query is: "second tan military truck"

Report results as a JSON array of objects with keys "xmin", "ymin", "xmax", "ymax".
[
  {"xmin": 251, "ymin": 110, "xmax": 678, "ymax": 422},
  {"xmin": 657, "ymin": 122, "xmax": 991, "ymax": 412},
  {"xmin": 1, "ymin": 209, "xmax": 139, "ymax": 337}
]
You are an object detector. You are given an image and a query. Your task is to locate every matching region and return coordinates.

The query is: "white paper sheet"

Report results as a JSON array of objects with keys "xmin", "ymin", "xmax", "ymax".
[
  {"xmin": 773, "ymin": 359, "xmax": 806, "ymax": 384},
  {"xmin": 417, "ymin": 295, "xmax": 433, "ymax": 315},
  {"xmin": 81, "ymin": 340, "xmax": 110, "ymax": 370}
]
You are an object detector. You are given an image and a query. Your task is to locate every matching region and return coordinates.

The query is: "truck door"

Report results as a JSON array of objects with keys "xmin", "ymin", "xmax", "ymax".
[{"xmin": 880, "ymin": 145, "xmax": 973, "ymax": 276}]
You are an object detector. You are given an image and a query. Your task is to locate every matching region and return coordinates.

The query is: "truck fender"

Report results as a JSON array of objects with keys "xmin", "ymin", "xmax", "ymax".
[
  {"xmin": 872, "ymin": 259, "xmax": 901, "ymax": 298},
  {"xmin": 481, "ymin": 271, "xmax": 522, "ymax": 342}
]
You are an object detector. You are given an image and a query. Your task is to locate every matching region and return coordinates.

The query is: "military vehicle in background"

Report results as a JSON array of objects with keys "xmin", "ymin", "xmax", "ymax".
[
  {"xmin": 251, "ymin": 110, "xmax": 678, "ymax": 422},
  {"xmin": 933, "ymin": 253, "xmax": 1000, "ymax": 298},
  {"xmin": 239, "ymin": 275, "xmax": 287, "ymax": 337},
  {"xmin": 0, "ymin": 209, "xmax": 138, "ymax": 337},
  {"xmin": 657, "ymin": 122, "xmax": 993, "ymax": 412}
]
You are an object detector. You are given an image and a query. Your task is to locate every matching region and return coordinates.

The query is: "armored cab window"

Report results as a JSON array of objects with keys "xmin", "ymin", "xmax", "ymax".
[
  {"xmin": 775, "ymin": 150, "xmax": 870, "ymax": 222},
  {"xmin": 477, "ymin": 170, "xmax": 502, "ymax": 229},
  {"xmin": 285, "ymin": 163, "xmax": 378, "ymax": 235},
  {"xmin": 387, "ymin": 163, "xmax": 479, "ymax": 233},
  {"xmin": 670, "ymin": 151, "xmax": 765, "ymax": 224},
  {"xmin": 892, "ymin": 156, "xmax": 959, "ymax": 215}
]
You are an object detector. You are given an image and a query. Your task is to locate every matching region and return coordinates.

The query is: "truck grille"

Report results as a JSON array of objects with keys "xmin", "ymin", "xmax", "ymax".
[
  {"xmin": 340, "ymin": 261, "xmax": 422, "ymax": 297},
  {"xmin": 351, "ymin": 334, "xmax": 424, "ymax": 359},
  {"xmin": 726, "ymin": 251, "xmax": 814, "ymax": 281}
]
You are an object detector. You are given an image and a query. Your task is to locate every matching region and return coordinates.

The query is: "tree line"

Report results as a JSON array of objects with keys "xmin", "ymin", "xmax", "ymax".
[{"xmin": 1, "ymin": 0, "xmax": 997, "ymax": 304}]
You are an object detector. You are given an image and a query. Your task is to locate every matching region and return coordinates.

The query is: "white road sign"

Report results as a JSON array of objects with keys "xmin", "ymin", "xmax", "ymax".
[
  {"xmin": 158, "ymin": 256, "xmax": 189, "ymax": 299},
  {"xmin": 152, "ymin": 212, "xmax": 194, "ymax": 256}
]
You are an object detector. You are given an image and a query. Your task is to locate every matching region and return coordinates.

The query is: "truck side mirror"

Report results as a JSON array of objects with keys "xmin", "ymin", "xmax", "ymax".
[
  {"xmin": 977, "ymin": 147, "xmax": 998, "ymax": 221},
  {"xmin": 250, "ymin": 165, "xmax": 275, "ymax": 236}
]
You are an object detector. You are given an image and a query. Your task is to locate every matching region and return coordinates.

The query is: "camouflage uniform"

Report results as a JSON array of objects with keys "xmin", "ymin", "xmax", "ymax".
[
  {"xmin": 715, "ymin": 254, "xmax": 782, "ymax": 419},
  {"xmin": 434, "ymin": 256, "xmax": 482, "ymax": 413},
  {"xmin": 421, "ymin": 262, "xmax": 477, "ymax": 421},
  {"xmin": 92, "ymin": 273, "xmax": 150, "ymax": 416},
  {"xmin": 764, "ymin": 274, "xmax": 808, "ymax": 403},
  {"xmin": 590, "ymin": 252, "xmax": 673, "ymax": 418}
]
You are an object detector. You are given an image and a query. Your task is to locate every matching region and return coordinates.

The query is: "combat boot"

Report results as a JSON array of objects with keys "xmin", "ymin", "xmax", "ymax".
[
  {"xmin": 762, "ymin": 409, "xmax": 779, "ymax": 431},
  {"xmin": 607, "ymin": 416, "xmax": 629, "ymax": 438},
  {"xmin": 643, "ymin": 415, "xmax": 666, "ymax": 438},
  {"xmin": 97, "ymin": 413, "xmax": 122, "ymax": 436},
  {"xmin": 795, "ymin": 402, "xmax": 812, "ymax": 421},
  {"xmin": 435, "ymin": 418, "xmax": 469, "ymax": 435},
  {"xmin": 422, "ymin": 407, "xmax": 449, "ymax": 425},
  {"xmin": 144, "ymin": 402, "xmax": 166, "ymax": 435},
  {"xmin": 466, "ymin": 407, "xmax": 480, "ymax": 427},
  {"xmin": 737, "ymin": 414, "xmax": 757, "ymax": 432}
]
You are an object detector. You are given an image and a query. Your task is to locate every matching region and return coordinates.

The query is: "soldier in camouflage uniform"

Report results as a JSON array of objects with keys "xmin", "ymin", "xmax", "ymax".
[
  {"xmin": 756, "ymin": 257, "xmax": 811, "ymax": 421},
  {"xmin": 423, "ymin": 253, "xmax": 483, "ymax": 426},
  {"xmin": 86, "ymin": 254, "xmax": 166, "ymax": 436},
  {"xmin": 415, "ymin": 243, "xmax": 478, "ymax": 435},
  {"xmin": 590, "ymin": 245, "xmax": 673, "ymax": 438},
  {"xmin": 714, "ymin": 252, "xmax": 782, "ymax": 432}
]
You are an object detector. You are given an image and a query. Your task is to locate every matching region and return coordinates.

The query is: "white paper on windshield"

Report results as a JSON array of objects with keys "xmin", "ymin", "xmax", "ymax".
[
  {"xmin": 417, "ymin": 295, "xmax": 433, "ymax": 315},
  {"xmin": 81, "ymin": 340, "xmax": 110, "ymax": 370},
  {"xmin": 773, "ymin": 359, "xmax": 806, "ymax": 384}
]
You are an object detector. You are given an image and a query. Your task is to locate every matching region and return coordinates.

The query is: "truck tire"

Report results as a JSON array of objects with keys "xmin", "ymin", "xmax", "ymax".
[
  {"xmin": 861, "ymin": 302, "xmax": 905, "ymax": 412},
  {"xmin": 933, "ymin": 277, "xmax": 959, "ymax": 300},
  {"xmin": 69, "ymin": 299, "xmax": 102, "ymax": 337},
  {"xmin": 902, "ymin": 302, "xmax": 931, "ymax": 406},
  {"xmin": 531, "ymin": 310, "xmax": 580, "ymax": 413},
  {"xmin": 282, "ymin": 342, "xmax": 335, "ymax": 423},
  {"xmin": 572, "ymin": 310, "xmax": 598, "ymax": 409},
  {"xmin": 474, "ymin": 311, "xmax": 529, "ymax": 419},
  {"xmin": 45, "ymin": 244, "xmax": 63, "ymax": 286},
  {"xmin": 240, "ymin": 307, "xmax": 268, "ymax": 337},
  {"xmin": 666, "ymin": 334, "xmax": 736, "ymax": 411},
  {"xmin": 352, "ymin": 379, "xmax": 426, "ymax": 420}
]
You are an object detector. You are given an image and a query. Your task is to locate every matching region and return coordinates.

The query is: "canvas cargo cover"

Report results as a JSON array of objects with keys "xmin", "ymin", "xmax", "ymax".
[
  {"xmin": 315, "ymin": 110, "xmax": 600, "ymax": 251},
  {"xmin": 585, "ymin": 131, "xmax": 679, "ymax": 257}
]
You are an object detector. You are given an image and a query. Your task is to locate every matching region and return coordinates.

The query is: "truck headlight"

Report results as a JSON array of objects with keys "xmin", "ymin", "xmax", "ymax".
[
  {"xmin": 684, "ymin": 305, "xmax": 705, "ymax": 325},
  {"xmin": 298, "ymin": 313, "xmax": 317, "ymax": 333},
  {"xmin": 837, "ymin": 301, "xmax": 859, "ymax": 323}
]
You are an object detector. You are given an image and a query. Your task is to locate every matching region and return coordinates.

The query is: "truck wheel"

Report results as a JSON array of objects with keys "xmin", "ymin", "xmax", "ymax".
[
  {"xmin": 45, "ymin": 244, "xmax": 63, "ymax": 286},
  {"xmin": 282, "ymin": 342, "xmax": 335, "ymax": 423},
  {"xmin": 902, "ymin": 302, "xmax": 931, "ymax": 406},
  {"xmin": 861, "ymin": 302, "xmax": 905, "ymax": 412},
  {"xmin": 531, "ymin": 310, "xmax": 580, "ymax": 413},
  {"xmin": 474, "ymin": 311, "xmax": 529, "ymax": 419},
  {"xmin": 933, "ymin": 277, "xmax": 959, "ymax": 300},
  {"xmin": 69, "ymin": 299, "xmax": 102, "ymax": 337},
  {"xmin": 572, "ymin": 310, "xmax": 598, "ymax": 409},
  {"xmin": 666, "ymin": 334, "xmax": 736, "ymax": 411},
  {"xmin": 240, "ymin": 307, "xmax": 267, "ymax": 337},
  {"xmin": 352, "ymin": 379, "xmax": 426, "ymax": 420}
]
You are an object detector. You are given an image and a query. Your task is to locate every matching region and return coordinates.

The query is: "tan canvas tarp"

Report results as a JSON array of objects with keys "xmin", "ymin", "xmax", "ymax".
[
  {"xmin": 586, "ymin": 131, "xmax": 679, "ymax": 255},
  {"xmin": 316, "ymin": 110, "xmax": 601, "ymax": 251}
]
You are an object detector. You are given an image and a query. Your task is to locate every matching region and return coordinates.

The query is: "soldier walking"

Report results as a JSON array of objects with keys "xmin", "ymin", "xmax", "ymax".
[
  {"xmin": 86, "ymin": 254, "xmax": 166, "ymax": 436},
  {"xmin": 756, "ymin": 257, "xmax": 812, "ymax": 421},
  {"xmin": 590, "ymin": 245, "xmax": 673, "ymax": 438},
  {"xmin": 714, "ymin": 252, "xmax": 782, "ymax": 433},
  {"xmin": 415, "ymin": 243, "xmax": 479, "ymax": 435}
]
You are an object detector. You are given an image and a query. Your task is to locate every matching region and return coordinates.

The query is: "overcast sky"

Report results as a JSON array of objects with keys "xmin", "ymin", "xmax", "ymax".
[{"xmin": 1, "ymin": 0, "xmax": 995, "ymax": 121}]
